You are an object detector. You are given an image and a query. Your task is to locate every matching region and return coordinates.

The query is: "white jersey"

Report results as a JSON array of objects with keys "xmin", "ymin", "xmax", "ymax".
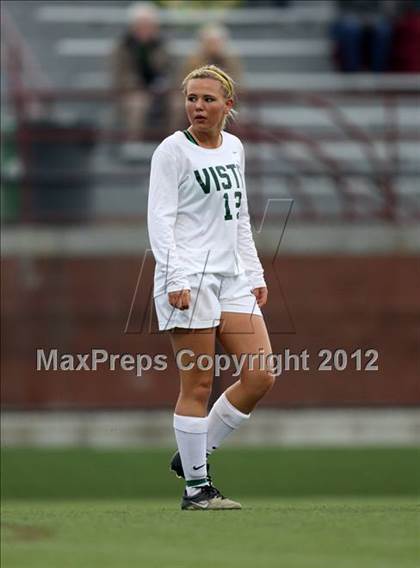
[{"xmin": 147, "ymin": 130, "xmax": 266, "ymax": 297}]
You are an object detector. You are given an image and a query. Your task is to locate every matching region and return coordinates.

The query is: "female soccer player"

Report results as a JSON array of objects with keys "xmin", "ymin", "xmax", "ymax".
[{"xmin": 148, "ymin": 65, "xmax": 275, "ymax": 510}]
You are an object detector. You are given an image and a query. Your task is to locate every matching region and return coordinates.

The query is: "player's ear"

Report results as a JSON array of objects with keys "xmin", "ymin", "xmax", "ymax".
[{"xmin": 225, "ymin": 98, "xmax": 234, "ymax": 113}]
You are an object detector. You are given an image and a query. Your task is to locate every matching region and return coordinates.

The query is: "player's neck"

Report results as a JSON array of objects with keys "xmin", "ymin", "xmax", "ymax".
[{"xmin": 188, "ymin": 127, "xmax": 222, "ymax": 149}]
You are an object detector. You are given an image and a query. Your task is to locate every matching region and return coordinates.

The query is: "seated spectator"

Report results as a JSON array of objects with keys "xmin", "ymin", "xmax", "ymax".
[
  {"xmin": 392, "ymin": 0, "xmax": 420, "ymax": 71},
  {"xmin": 331, "ymin": 0, "xmax": 395, "ymax": 72},
  {"xmin": 182, "ymin": 23, "xmax": 242, "ymax": 84},
  {"xmin": 112, "ymin": 2, "xmax": 170, "ymax": 143},
  {"xmin": 171, "ymin": 23, "xmax": 243, "ymax": 131}
]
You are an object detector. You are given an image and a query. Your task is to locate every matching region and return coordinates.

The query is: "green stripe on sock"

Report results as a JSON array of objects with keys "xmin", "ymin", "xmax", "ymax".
[{"xmin": 186, "ymin": 478, "xmax": 208, "ymax": 487}]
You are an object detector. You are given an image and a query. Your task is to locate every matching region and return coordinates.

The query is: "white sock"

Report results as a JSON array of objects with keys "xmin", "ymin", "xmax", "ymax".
[
  {"xmin": 173, "ymin": 414, "xmax": 209, "ymax": 496},
  {"xmin": 206, "ymin": 392, "xmax": 250, "ymax": 455}
]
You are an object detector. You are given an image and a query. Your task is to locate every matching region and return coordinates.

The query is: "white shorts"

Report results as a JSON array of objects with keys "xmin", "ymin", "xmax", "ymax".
[{"xmin": 154, "ymin": 272, "xmax": 262, "ymax": 331}]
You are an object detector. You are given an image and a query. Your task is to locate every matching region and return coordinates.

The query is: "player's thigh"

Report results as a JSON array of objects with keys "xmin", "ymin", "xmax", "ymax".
[
  {"xmin": 169, "ymin": 327, "xmax": 217, "ymax": 392},
  {"xmin": 217, "ymin": 312, "xmax": 273, "ymax": 373}
]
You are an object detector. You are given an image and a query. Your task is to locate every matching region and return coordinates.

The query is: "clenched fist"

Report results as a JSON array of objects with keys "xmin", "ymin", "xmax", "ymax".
[
  {"xmin": 252, "ymin": 286, "xmax": 268, "ymax": 308},
  {"xmin": 168, "ymin": 289, "xmax": 191, "ymax": 310}
]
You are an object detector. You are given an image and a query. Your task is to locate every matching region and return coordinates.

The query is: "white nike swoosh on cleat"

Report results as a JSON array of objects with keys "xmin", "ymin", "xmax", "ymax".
[{"xmin": 191, "ymin": 501, "xmax": 209, "ymax": 509}]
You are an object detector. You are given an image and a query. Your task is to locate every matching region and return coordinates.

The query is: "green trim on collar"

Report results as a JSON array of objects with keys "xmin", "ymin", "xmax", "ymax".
[{"xmin": 183, "ymin": 130, "xmax": 199, "ymax": 146}]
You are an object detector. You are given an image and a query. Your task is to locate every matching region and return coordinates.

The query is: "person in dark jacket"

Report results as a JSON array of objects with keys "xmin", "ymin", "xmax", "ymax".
[{"xmin": 112, "ymin": 3, "xmax": 170, "ymax": 143}]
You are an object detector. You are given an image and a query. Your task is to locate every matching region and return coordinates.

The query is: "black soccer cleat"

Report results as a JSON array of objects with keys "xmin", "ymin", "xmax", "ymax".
[
  {"xmin": 181, "ymin": 484, "xmax": 241, "ymax": 510},
  {"xmin": 170, "ymin": 450, "xmax": 211, "ymax": 480},
  {"xmin": 169, "ymin": 450, "xmax": 184, "ymax": 478}
]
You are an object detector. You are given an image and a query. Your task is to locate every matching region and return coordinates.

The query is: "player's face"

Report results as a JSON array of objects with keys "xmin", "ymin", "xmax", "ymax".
[{"xmin": 185, "ymin": 78, "xmax": 233, "ymax": 132}]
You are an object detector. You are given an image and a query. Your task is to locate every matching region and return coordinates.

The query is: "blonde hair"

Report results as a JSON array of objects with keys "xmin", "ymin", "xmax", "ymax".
[{"xmin": 182, "ymin": 64, "xmax": 237, "ymax": 129}]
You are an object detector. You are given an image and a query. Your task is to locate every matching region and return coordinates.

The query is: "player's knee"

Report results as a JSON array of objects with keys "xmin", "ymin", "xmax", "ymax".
[
  {"xmin": 188, "ymin": 375, "xmax": 213, "ymax": 405},
  {"xmin": 256, "ymin": 370, "xmax": 275, "ymax": 397},
  {"xmin": 242, "ymin": 370, "xmax": 275, "ymax": 399}
]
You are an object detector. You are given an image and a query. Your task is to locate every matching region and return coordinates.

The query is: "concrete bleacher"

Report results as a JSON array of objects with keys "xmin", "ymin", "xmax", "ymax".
[
  {"xmin": 3, "ymin": 0, "xmax": 420, "ymax": 223},
  {"xmin": 5, "ymin": 0, "xmax": 420, "ymax": 87},
  {"xmin": 6, "ymin": 0, "xmax": 336, "ymax": 89}
]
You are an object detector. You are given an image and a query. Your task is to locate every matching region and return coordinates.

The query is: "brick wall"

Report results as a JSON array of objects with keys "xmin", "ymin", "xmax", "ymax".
[{"xmin": 2, "ymin": 255, "xmax": 419, "ymax": 408}]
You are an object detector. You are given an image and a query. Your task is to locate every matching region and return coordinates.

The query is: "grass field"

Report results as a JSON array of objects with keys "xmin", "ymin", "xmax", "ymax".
[{"xmin": 1, "ymin": 448, "xmax": 419, "ymax": 568}]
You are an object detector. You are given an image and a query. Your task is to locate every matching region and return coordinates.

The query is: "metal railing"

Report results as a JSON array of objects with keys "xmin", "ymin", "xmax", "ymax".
[{"xmin": 2, "ymin": 85, "xmax": 420, "ymax": 224}]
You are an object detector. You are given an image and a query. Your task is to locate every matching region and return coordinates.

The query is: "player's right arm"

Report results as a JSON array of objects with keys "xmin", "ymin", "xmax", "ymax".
[{"xmin": 147, "ymin": 146, "xmax": 191, "ymax": 307}]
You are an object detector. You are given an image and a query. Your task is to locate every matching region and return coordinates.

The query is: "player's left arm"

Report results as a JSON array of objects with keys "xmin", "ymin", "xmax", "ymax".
[{"xmin": 237, "ymin": 144, "xmax": 268, "ymax": 307}]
